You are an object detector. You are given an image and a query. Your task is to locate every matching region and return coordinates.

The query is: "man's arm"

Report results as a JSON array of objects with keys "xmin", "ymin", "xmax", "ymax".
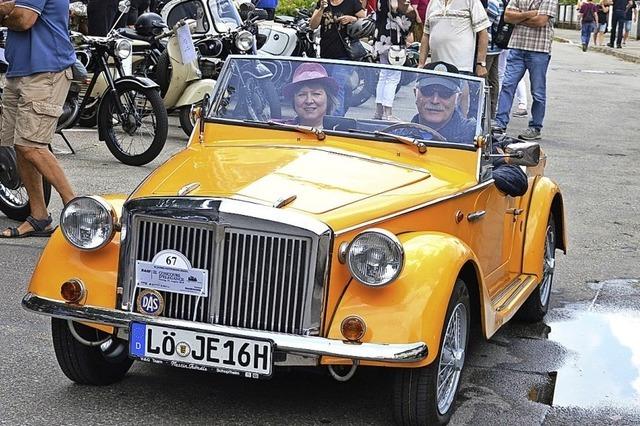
[
  {"xmin": 418, "ymin": 32, "xmax": 430, "ymax": 67},
  {"xmin": 475, "ymin": 29, "xmax": 488, "ymax": 77},
  {"xmin": 519, "ymin": 13, "xmax": 550, "ymax": 27},
  {"xmin": 504, "ymin": 8, "xmax": 537, "ymax": 24},
  {"xmin": 309, "ymin": 2, "xmax": 325, "ymax": 30},
  {"xmin": 1, "ymin": 3, "xmax": 39, "ymax": 31}
]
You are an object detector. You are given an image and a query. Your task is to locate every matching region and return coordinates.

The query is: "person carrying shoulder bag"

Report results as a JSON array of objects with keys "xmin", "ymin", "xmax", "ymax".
[{"xmin": 310, "ymin": 0, "xmax": 366, "ymax": 116}]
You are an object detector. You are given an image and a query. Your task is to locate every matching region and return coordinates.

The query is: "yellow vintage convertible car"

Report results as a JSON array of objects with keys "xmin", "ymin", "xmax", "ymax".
[{"xmin": 23, "ymin": 56, "xmax": 565, "ymax": 425}]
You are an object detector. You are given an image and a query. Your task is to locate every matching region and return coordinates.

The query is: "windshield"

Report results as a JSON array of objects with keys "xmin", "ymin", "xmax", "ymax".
[
  {"xmin": 208, "ymin": 57, "xmax": 485, "ymax": 146},
  {"xmin": 208, "ymin": 0, "xmax": 242, "ymax": 31}
]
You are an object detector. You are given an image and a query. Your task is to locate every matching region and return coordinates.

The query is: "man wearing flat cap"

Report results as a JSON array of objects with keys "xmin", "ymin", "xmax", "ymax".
[{"xmin": 412, "ymin": 74, "xmax": 477, "ymax": 144}]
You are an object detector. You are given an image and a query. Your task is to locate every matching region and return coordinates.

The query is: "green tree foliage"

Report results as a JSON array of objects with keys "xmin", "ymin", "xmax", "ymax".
[{"xmin": 276, "ymin": 0, "xmax": 317, "ymax": 16}]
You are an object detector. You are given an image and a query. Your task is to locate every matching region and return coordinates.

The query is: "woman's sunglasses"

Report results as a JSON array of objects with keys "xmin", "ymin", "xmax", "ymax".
[{"xmin": 419, "ymin": 85, "xmax": 459, "ymax": 99}]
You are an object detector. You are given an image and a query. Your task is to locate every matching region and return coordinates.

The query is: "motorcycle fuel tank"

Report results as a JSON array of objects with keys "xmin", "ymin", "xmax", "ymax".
[{"xmin": 258, "ymin": 23, "xmax": 297, "ymax": 56}]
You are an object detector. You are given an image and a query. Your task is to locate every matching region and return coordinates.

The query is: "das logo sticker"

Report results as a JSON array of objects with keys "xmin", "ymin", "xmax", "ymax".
[{"xmin": 137, "ymin": 289, "xmax": 164, "ymax": 316}]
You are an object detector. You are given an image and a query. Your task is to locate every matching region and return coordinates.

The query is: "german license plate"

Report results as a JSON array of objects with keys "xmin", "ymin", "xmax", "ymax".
[{"xmin": 129, "ymin": 323, "xmax": 273, "ymax": 378}]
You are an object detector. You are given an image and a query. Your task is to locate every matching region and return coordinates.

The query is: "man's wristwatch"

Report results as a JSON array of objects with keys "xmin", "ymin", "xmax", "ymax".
[{"xmin": 476, "ymin": 61, "xmax": 486, "ymax": 67}]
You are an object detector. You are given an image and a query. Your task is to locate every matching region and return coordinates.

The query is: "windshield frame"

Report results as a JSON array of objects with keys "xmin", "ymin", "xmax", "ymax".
[
  {"xmin": 207, "ymin": 55, "xmax": 487, "ymax": 151},
  {"xmin": 208, "ymin": 0, "xmax": 243, "ymax": 32}
]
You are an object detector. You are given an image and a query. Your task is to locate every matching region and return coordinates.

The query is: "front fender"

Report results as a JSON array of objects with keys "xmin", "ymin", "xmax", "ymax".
[
  {"xmin": 114, "ymin": 75, "xmax": 159, "ymax": 90},
  {"xmin": 522, "ymin": 177, "xmax": 567, "ymax": 278},
  {"xmin": 174, "ymin": 79, "xmax": 216, "ymax": 108},
  {"xmin": 26, "ymin": 194, "xmax": 128, "ymax": 333},
  {"xmin": 325, "ymin": 232, "xmax": 480, "ymax": 367}
]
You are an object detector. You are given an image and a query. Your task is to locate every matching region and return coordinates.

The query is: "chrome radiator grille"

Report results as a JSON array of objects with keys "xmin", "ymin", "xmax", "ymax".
[
  {"xmin": 133, "ymin": 218, "xmax": 215, "ymax": 322},
  {"xmin": 126, "ymin": 211, "xmax": 321, "ymax": 336},
  {"xmin": 219, "ymin": 230, "xmax": 310, "ymax": 333}
]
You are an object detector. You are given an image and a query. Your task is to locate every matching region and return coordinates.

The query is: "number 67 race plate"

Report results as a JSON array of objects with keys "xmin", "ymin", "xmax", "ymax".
[{"xmin": 129, "ymin": 323, "xmax": 273, "ymax": 378}]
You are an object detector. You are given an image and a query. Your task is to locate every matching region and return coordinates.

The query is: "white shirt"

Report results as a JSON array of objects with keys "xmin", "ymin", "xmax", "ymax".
[{"xmin": 425, "ymin": 0, "xmax": 491, "ymax": 72}]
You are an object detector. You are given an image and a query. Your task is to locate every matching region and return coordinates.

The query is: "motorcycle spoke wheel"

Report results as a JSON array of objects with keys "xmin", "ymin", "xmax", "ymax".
[
  {"xmin": 0, "ymin": 183, "xmax": 29, "ymax": 209},
  {"xmin": 107, "ymin": 90, "xmax": 157, "ymax": 157},
  {"xmin": 100, "ymin": 81, "xmax": 168, "ymax": 167}
]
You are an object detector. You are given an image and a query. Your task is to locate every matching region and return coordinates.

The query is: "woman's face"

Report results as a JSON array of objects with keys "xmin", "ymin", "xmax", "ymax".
[{"xmin": 294, "ymin": 83, "xmax": 328, "ymax": 127}]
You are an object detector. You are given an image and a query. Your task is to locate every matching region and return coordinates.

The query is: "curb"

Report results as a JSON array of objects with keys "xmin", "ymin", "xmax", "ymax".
[{"xmin": 553, "ymin": 36, "xmax": 640, "ymax": 63}]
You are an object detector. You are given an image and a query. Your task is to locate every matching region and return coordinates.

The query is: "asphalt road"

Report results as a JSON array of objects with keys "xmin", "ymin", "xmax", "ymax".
[{"xmin": 1, "ymin": 42, "xmax": 639, "ymax": 425}]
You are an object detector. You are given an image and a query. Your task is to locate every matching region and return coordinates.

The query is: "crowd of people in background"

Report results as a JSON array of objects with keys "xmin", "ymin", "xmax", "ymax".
[{"xmin": 578, "ymin": 0, "xmax": 637, "ymax": 50}]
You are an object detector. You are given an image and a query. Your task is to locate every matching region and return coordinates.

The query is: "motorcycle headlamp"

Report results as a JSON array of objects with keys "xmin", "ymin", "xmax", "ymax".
[
  {"xmin": 235, "ymin": 30, "xmax": 254, "ymax": 52},
  {"xmin": 61, "ymin": 196, "xmax": 118, "ymax": 250},
  {"xmin": 345, "ymin": 229, "xmax": 404, "ymax": 287},
  {"xmin": 114, "ymin": 38, "xmax": 132, "ymax": 59}
]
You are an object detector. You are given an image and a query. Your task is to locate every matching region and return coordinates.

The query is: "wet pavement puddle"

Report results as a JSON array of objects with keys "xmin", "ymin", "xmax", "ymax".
[{"xmin": 547, "ymin": 308, "xmax": 640, "ymax": 408}]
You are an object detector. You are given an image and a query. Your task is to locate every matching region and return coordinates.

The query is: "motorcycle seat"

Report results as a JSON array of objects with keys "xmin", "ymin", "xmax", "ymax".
[
  {"xmin": 274, "ymin": 15, "xmax": 294, "ymax": 25},
  {"xmin": 117, "ymin": 28, "xmax": 155, "ymax": 43}
]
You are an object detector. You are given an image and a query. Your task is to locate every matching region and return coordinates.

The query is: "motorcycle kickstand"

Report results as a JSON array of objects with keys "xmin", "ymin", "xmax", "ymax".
[{"xmin": 56, "ymin": 130, "xmax": 76, "ymax": 155}]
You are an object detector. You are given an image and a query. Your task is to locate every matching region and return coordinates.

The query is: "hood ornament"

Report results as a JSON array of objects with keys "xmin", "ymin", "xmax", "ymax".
[
  {"xmin": 273, "ymin": 194, "xmax": 297, "ymax": 209},
  {"xmin": 177, "ymin": 182, "xmax": 200, "ymax": 196}
]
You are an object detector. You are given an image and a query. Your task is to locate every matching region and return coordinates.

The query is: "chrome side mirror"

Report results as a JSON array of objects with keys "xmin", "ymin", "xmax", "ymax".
[
  {"xmin": 118, "ymin": 0, "xmax": 130, "ymax": 13},
  {"xmin": 504, "ymin": 142, "xmax": 541, "ymax": 166}
]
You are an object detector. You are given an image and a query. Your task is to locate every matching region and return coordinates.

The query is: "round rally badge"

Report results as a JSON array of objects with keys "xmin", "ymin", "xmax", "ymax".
[{"xmin": 137, "ymin": 289, "xmax": 164, "ymax": 316}]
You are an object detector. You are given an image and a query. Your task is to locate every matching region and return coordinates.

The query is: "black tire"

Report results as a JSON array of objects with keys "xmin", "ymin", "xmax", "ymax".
[
  {"xmin": 392, "ymin": 279, "xmax": 470, "ymax": 425},
  {"xmin": 0, "ymin": 147, "xmax": 52, "ymax": 222},
  {"xmin": 155, "ymin": 50, "xmax": 171, "ymax": 97},
  {"xmin": 517, "ymin": 214, "xmax": 556, "ymax": 322},
  {"xmin": 346, "ymin": 67, "xmax": 376, "ymax": 108},
  {"xmin": 78, "ymin": 104, "xmax": 98, "ymax": 128},
  {"xmin": 179, "ymin": 105, "xmax": 195, "ymax": 137},
  {"xmin": 99, "ymin": 82, "xmax": 168, "ymax": 166},
  {"xmin": 237, "ymin": 79, "xmax": 281, "ymax": 121},
  {"xmin": 51, "ymin": 318, "xmax": 133, "ymax": 385}
]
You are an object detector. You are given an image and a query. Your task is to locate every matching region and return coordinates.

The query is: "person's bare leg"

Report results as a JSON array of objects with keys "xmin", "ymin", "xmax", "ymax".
[
  {"xmin": 374, "ymin": 103, "xmax": 383, "ymax": 119},
  {"xmin": 18, "ymin": 145, "xmax": 75, "ymax": 204},
  {"xmin": 1, "ymin": 145, "xmax": 75, "ymax": 236},
  {"xmin": 1, "ymin": 148, "xmax": 48, "ymax": 236}
]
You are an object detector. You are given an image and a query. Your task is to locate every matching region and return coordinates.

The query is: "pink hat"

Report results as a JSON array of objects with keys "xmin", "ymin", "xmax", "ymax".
[{"xmin": 282, "ymin": 63, "xmax": 339, "ymax": 98}]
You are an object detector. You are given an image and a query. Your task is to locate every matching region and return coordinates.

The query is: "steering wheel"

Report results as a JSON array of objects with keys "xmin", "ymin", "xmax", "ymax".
[{"xmin": 380, "ymin": 122, "xmax": 446, "ymax": 142}]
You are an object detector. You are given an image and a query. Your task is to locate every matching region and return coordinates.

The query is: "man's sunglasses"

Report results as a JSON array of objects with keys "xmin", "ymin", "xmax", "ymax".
[{"xmin": 419, "ymin": 85, "xmax": 459, "ymax": 99}]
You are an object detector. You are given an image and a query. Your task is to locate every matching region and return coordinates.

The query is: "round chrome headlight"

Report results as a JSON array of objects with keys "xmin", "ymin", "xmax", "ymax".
[
  {"xmin": 346, "ymin": 229, "xmax": 404, "ymax": 287},
  {"xmin": 61, "ymin": 196, "xmax": 117, "ymax": 250},
  {"xmin": 114, "ymin": 38, "xmax": 132, "ymax": 59},
  {"xmin": 235, "ymin": 30, "xmax": 254, "ymax": 52}
]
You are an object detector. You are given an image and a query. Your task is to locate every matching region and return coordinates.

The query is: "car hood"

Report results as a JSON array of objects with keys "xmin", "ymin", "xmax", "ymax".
[{"xmin": 138, "ymin": 145, "xmax": 431, "ymax": 215}]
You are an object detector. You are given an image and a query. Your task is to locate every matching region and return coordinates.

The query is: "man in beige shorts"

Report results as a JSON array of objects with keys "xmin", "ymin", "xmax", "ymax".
[{"xmin": 0, "ymin": 0, "xmax": 77, "ymax": 238}]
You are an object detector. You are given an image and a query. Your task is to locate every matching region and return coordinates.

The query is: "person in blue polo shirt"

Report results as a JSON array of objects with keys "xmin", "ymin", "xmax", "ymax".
[
  {"xmin": 255, "ymin": 0, "xmax": 278, "ymax": 20},
  {"xmin": 0, "ymin": 0, "xmax": 77, "ymax": 238}
]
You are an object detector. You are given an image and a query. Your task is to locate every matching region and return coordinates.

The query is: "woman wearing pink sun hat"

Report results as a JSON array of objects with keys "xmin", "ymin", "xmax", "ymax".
[{"xmin": 283, "ymin": 63, "xmax": 340, "ymax": 128}]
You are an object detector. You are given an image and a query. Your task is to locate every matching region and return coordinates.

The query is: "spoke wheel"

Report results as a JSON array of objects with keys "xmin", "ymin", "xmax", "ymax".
[
  {"xmin": 436, "ymin": 301, "xmax": 468, "ymax": 415},
  {"xmin": 392, "ymin": 279, "xmax": 470, "ymax": 425},
  {"xmin": 517, "ymin": 213, "xmax": 556, "ymax": 322},
  {"xmin": 99, "ymin": 82, "xmax": 168, "ymax": 166},
  {"xmin": 0, "ymin": 147, "xmax": 52, "ymax": 221}
]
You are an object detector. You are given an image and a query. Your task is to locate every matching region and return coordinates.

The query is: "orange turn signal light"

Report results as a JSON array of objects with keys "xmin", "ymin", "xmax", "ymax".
[
  {"xmin": 61, "ymin": 279, "xmax": 86, "ymax": 304},
  {"xmin": 341, "ymin": 315, "xmax": 366, "ymax": 342}
]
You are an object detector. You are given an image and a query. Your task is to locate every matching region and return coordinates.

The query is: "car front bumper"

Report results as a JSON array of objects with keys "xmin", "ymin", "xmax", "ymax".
[{"xmin": 22, "ymin": 293, "xmax": 428, "ymax": 363}]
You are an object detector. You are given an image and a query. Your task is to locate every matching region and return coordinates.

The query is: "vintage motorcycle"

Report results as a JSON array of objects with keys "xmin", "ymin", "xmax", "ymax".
[
  {"xmin": 258, "ymin": 9, "xmax": 318, "ymax": 58},
  {"xmin": 60, "ymin": 1, "xmax": 169, "ymax": 166},
  {"xmin": 120, "ymin": 17, "xmax": 216, "ymax": 136}
]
